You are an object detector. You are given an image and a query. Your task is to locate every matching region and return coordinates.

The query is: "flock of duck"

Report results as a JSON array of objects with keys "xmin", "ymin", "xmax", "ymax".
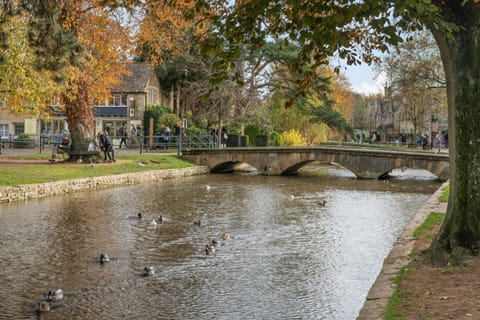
[
  {"xmin": 34, "ymin": 186, "xmax": 325, "ymax": 313},
  {"xmin": 35, "ymin": 185, "xmax": 230, "ymax": 314}
]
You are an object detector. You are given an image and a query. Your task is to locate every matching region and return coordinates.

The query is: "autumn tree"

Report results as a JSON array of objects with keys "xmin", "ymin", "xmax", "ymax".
[
  {"xmin": 352, "ymin": 93, "xmax": 372, "ymax": 137},
  {"xmin": 378, "ymin": 30, "xmax": 446, "ymax": 136},
  {"xmin": 0, "ymin": 4, "xmax": 65, "ymax": 117},
  {"xmin": 193, "ymin": 0, "xmax": 480, "ymax": 262},
  {"xmin": 15, "ymin": 0, "xmax": 131, "ymax": 145}
]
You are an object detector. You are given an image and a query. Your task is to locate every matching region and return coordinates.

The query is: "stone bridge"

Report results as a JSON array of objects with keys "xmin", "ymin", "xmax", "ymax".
[{"xmin": 181, "ymin": 146, "xmax": 450, "ymax": 180}]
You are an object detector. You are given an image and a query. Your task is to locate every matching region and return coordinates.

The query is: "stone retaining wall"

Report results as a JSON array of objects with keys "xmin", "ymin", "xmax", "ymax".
[{"xmin": 0, "ymin": 166, "xmax": 209, "ymax": 203}]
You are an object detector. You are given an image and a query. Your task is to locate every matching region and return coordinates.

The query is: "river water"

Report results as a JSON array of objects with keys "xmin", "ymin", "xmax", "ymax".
[{"xmin": 0, "ymin": 166, "xmax": 440, "ymax": 320}]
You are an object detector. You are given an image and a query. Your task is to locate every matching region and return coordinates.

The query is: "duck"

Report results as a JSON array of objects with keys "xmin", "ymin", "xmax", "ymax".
[
  {"xmin": 318, "ymin": 200, "xmax": 327, "ymax": 207},
  {"xmin": 221, "ymin": 232, "xmax": 230, "ymax": 240},
  {"xmin": 211, "ymin": 239, "xmax": 220, "ymax": 247},
  {"xmin": 137, "ymin": 213, "xmax": 142, "ymax": 219},
  {"xmin": 143, "ymin": 266, "xmax": 155, "ymax": 277},
  {"xmin": 193, "ymin": 220, "xmax": 201, "ymax": 226},
  {"xmin": 47, "ymin": 289, "xmax": 63, "ymax": 302},
  {"xmin": 289, "ymin": 194, "xmax": 295, "ymax": 200},
  {"xmin": 99, "ymin": 253, "xmax": 110, "ymax": 264},
  {"xmin": 36, "ymin": 301, "xmax": 50, "ymax": 312},
  {"xmin": 204, "ymin": 185, "xmax": 211, "ymax": 191},
  {"xmin": 205, "ymin": 244, "xmax": 215, "ymax": 255},
  {"xmin": 150, "ymin": 219, "xmax": 157, "ymax": 226},
  {"xmin": 157, "ymin": 215, "xmax": 164, "ymax": 223}
]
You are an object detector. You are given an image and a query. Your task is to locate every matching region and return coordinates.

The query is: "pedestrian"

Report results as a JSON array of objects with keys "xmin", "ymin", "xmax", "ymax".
[
  {"xmin": 102, "ymin": 127, "xmax": 116, "ymax": 162},
  {"xmin": 98, "ymin": 129, "xmax": 106, "ymax": 161},
  {"xmin": 210, "ymin": 127, "xmax": 218, "ymax": 148},
  {"xmin": 130, "ymin": 125, "xmax": 137, "ymax": 144},
  {"xmin": 118, "ymin": 123, "xmax": 128, "ymax": 149},
  {"xmin": 221, "ymin": 127, "xmax": 228, "ymax": 148},
  {"xmin": 164, "ymin": 126, "xmax": 171, "ymax": 149},
  {"xmin": 416, "ymin": 134, "xmax": 422, "ymax": 148},
  {"xmin": 50, "ymin": 132, "xmax": 71, "ymax": 161},
  {"xmin": 422, "ymin": 134, "xmax": 429, "ymax": 150},
  {"xmin": 434, "ymin": 133, "xmax": 440, "ymax": 153}
]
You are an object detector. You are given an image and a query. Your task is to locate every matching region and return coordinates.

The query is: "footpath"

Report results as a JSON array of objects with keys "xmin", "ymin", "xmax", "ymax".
[{"xmin": 357, "ymin": 181, "xmax": 449, "ymax": 319}]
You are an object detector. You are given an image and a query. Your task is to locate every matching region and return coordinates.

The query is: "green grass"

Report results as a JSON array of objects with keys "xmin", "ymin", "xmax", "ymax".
[
  {"xmin": 438, "ymin": 185, "xmax": 449, "ymax": 202},
  {"xmin": 0, "ymin": 154, "xmax": 195, "ymax": 186},
  {"xmin": 384, "ymin": 290, "xmax": 408, "ymax": 320},
  {"xmin": 385, "ymin": 211, "xmax": 445, "ymax": 319},
  {"xmin": 413, "ymin": 212, "xmax": 445, "ymax": 239}
]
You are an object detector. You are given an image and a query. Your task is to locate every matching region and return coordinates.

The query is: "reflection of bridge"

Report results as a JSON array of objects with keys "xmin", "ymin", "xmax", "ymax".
[{"xmin": 181, "ymin": 146, "xmax": 450, "ymax": 180}]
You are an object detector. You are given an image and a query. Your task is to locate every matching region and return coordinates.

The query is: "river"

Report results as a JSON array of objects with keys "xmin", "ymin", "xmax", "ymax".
[{"xmin": 0, "ymin": 166, "xmax": 441, "ymax": 320}]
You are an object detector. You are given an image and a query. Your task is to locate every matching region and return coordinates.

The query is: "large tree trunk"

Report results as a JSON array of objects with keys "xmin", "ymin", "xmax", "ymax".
[
  {"xmin": 429, "ymin": 3, "xmax": 480, "ymax": 262},
  {"xmin": 64, "ymin": 77, "xmax": 95, "ymax": 145}
]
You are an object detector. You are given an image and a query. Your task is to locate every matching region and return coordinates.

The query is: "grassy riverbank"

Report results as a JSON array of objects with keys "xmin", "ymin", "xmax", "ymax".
[
  {"xmin": 0, "ymin": 154, "xmax": 195, "ymax": 186},
  {"xmin": 383, "ymin": 185, "xmax": 480, "ymax": 320}
]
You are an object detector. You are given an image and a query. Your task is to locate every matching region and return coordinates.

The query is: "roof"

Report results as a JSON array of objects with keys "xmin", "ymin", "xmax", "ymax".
[{"xmin": 111, "ymin": 63, "xmax": 154, "ymax": 93}]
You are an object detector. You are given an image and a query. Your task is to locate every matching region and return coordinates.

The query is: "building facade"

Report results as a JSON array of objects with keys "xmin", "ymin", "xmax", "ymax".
[{"xmin": 0, "ymin": 62, "xmax": 165, "ymax": 144}]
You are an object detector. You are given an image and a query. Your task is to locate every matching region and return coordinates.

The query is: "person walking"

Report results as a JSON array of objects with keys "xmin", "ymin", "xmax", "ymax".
[
  {"xmin": 118, "ymin": 123, "xmax": 128, "ymax": 149},
  {"xmin": 130, "ymin": 125, "xmax": 137, "ymax": 145},
  {"xmin": 101, "ymin": 127, "xmax": 116, "ymax": 162},
  {"xmin": 221, "ymin": 127, "xmax": 228, "ymax": 148}
]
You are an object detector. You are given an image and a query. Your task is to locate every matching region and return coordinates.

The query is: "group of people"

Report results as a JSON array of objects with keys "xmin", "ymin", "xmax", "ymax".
[
  {"xmin": 154, "ymin": 124, "xmax": 171, "ymax": 149},
  {"xmin": 99, "ymin": 123, "xmax": 143, "ymax": 162},
  {"xmin": 210, "ymin": 126, "xmax": 228, "ymax": 148}
]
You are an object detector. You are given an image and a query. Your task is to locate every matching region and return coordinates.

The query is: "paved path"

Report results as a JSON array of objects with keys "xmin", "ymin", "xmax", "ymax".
[{"xmin": 356, "ymin": 181, "xmax": 449, "ymax": 319}]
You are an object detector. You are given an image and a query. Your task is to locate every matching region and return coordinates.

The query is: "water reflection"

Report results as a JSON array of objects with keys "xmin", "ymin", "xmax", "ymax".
[{"xmin": 0, "ymin": 168, "xmax": 440, "ymax": 319}]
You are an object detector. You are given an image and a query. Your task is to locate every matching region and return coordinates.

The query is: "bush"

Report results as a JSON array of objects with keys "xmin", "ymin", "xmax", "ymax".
[
  {"xmin": 143, "ymin": 105, "xmax": 171, "ymax": 134},
  {"xmin": 270, "ymin": 131, "xmax": 281, "ymax": 146},
  {"xmin": 159, "ymin": 113, "xmax": 180, "ymax": 129},
  {"xmin": 17, "ymin": 134, "xmax": 32, "ymax": 140},
  {"xmin": 279, "ymin": 129, "xmax": 307, "ymax": 146},
  {"xmin": 244, "ymin": 124, "xmax": 261, "ymax": 146}
]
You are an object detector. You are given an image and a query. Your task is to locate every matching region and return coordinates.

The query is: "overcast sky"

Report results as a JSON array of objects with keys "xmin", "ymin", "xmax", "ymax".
[{"xmin": 342, "ymin": 64, "xmax": 386, "ymax": 95}]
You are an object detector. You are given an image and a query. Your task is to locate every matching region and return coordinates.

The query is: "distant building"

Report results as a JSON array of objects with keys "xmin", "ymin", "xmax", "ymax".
[
  {"xmin": 367, "ymin": 86, "xmax": 447, "ymax": 145},
  {"xmin": 0, "ymin": 62, "xmax": 166, "ymax": 144}
]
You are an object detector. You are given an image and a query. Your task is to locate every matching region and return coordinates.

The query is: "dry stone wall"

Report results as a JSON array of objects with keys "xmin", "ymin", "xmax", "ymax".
[{"xmin": 0, "ymin": 166, "xmax": 209, "ymax": 203}]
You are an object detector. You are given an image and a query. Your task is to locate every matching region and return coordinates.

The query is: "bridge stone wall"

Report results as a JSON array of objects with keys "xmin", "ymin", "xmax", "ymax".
[{"xmin": 181, "ymin": 147, "xmax": 450, "ymax": 180}]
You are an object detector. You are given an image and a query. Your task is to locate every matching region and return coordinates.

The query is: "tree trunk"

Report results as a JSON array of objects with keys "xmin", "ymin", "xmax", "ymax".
[
  {"xmin": 429, "ymin": 4, "xmax": 480, "ymax": 262},
  {"xmin": 64, "ymin": 77, "xmax": 94, "ymax": 145}
]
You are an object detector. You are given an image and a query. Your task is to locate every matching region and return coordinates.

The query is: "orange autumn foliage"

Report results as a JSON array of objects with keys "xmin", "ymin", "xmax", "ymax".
[
  {"xmin": 135, "ymin": 0, "xmax": 210, "ymax": 63},
  {"xmin": 58, "ymin": 1, "xmax": 132, "ymax": 140}
]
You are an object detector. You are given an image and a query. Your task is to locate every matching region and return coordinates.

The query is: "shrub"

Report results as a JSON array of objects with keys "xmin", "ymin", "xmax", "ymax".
[
  {"xmin": 159, "ymin": 113, "xmax": 180, "ymax": 129},
  {"xmin": 16, "ymin": 134, "xmax": 32, "ymax": 140},
  {"xmin": 270, "ymin": 131, "xmax": 281, "ymax": 146},
  {"xmin": 279, "ymin": 129, "xmax": 307, "ymax": 146}
]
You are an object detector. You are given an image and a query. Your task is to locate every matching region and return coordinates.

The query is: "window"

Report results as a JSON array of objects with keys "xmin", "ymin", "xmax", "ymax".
[
  {"xmin": 106, "ymin": 94, "xmax": 122, "ymax": 106},
  {"xmin": 113, "ymin": 94, "xmax": 122, "ymax": 106},
  {"xmin": 148, "ymin": 87, "xmax": 158, "ymax": 105},
  {"xmin": 14, "ymin": 123, "xmax": 24, "ymax": 135},
  {"xmin": 0, "ymin": 123, "xmax": 8, "ymax": 136}
]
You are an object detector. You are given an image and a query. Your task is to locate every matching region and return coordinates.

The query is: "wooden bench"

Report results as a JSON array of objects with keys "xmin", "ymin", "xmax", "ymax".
[{"xmin": 65, "ymin": 142, "xmax": 100, "ymax": 162}]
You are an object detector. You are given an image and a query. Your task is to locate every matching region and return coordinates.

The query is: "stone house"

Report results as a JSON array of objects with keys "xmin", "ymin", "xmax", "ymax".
[
  {"xmin": 0, "ymin": 62, "xmax": 166, "ymax": 144},
  {"xmin": 367, "ymin": 86, "xmax": 447, "ymax": 145}
]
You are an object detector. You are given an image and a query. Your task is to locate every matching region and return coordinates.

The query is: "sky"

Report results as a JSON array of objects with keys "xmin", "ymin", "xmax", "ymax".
[{"xmin": 342, "ymin": 64, "xmax": 387, "ymax": 96}]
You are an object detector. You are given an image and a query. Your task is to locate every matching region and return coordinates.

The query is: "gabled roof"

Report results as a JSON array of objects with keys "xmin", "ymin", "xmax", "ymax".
[{"xmin": 111, "ymin": 63, "xmax": 154, "ymax": 93}]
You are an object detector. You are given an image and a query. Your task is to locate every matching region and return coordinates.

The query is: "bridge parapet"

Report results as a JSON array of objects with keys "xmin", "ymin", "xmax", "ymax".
[{"xmin": 181, "ymin": 146, "xmax": 450, "ymax": 180}]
